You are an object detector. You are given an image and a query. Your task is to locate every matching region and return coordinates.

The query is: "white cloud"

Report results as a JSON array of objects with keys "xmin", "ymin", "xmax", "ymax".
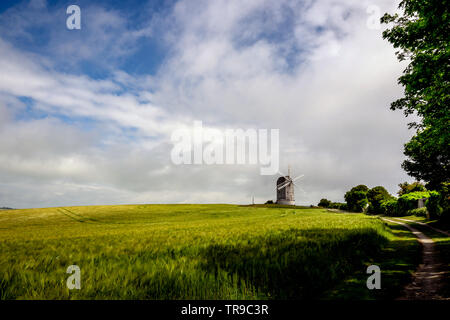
[
  {"xmin": 0, "ymin": 39, "xmax": 185, "ymax": 138},
  {"xmin": 0, "ymin": 0, "xmax": 418, "ymax": 208}
]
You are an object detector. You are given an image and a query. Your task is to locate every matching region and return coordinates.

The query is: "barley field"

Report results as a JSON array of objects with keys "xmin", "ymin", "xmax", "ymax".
[{"xmin": 0, "ymin": 204, "xmax": 390, "ymax": 299}]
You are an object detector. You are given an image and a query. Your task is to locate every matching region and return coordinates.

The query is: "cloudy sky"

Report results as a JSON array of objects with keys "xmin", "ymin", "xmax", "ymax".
[{"xmin": 0, "ymin": 0, "xmax": 416, "ymax": 209}]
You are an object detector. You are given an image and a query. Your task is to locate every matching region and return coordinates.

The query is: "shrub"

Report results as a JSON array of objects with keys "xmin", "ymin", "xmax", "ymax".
[
  {"xmin": 425, "ymin": 191, "xmax": 442, "ymax": 220},
  {"xmin": 397, "ymin": 191, "xmax": 431, "ymax": 216},
  {"xmin": 329, "ymin": 202, "xmax": 348, "ymax": 210},
  {"xmin": 380, "ymin": 199, "xmax": 398, "ymax": 216},
  {"xmin": 318, "ymin": 199, "xmax": 331, "ymax": 208},
  {"xmin": 439, "ymin": 182, "xmax": 450, "ymax": 223},
  {"xmin": 407, "ymin": 207, "xmax": 428, "ymax": 217},
  {"xmin": 265, "ymin": 200, "xmax": 274, "ymax": 204}
]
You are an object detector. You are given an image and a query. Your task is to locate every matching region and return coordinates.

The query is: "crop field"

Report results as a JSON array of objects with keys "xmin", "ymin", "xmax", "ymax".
[{"xmin": 0, "ymin": 204, "xmax": 394, "ymax": 299}]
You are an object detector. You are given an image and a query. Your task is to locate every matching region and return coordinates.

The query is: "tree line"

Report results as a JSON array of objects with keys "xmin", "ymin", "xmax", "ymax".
[{"xmin": 319, "ymin": 181, "xmax": 448, "ymax": 223}]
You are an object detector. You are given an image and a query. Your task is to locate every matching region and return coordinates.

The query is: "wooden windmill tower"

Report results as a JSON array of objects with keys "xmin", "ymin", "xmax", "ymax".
[{"xmin": 276, "ymin": 166, "xmax": 304, "ymax": 205}]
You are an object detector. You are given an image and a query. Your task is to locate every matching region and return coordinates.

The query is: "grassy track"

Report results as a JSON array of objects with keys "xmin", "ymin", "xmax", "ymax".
[
  {"xmin": 0, "ymin": 205, "xmax": 392, "ymax": 299},
  {"xmin": 323, "ymin": 219, "xmax": 421, "ymax": 299},
  {"xmin": 389, "ymin": 216, "xmax": 450, "ymax": 298}
]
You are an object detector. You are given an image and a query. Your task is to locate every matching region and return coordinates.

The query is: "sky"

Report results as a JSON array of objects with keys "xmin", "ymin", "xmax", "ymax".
[{"xmin": 0, "ymin": 0, "xmax": 417, "ymax": 209}]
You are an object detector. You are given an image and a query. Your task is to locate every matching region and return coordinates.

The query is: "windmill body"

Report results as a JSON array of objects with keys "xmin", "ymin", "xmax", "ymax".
[
  {"xmin": 276, "ymin": 168, "xmax": 304, "ymax": 206},
  {"xmin": 276, "ymin": 176, "xmax": 295, "ymax": 205}
]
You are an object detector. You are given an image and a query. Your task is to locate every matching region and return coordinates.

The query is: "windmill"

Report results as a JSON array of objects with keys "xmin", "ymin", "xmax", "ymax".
[{"xmin": 276, "ymin": 166, "xmax": 304, "ymax": 205}]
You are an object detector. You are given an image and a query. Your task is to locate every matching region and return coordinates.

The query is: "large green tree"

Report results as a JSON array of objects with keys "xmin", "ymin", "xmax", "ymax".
[
  {"xmin": 344, "ymin": 185, "xmax": 369, "ymax": 212},
  {"xmin": 367, "ymin": 186, "xmax": 392, "ymax": 214},
  {"xmin": 381, "ymin": 0, "xmax": 449, "ymax": 189},
  {"xmin": 318, "ymin": 198, "xmax": 331, "ymax": 208}
]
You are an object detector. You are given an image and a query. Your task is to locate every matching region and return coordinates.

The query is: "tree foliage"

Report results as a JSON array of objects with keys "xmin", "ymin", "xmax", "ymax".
[
  {"xmin": 318, "ymin": 198, "xmax": 331, "ymax": 208},
  {"xmin": 344, "ymin": 185, "xmax": 369, "ymax": 212},
  {"xmin": 397, "ymin": 181, "xmax": 426, "ymax": 196},
  {"xmin": 426, "ymin": 190, "xmax": 442, "ymax": 219},
  {"xmin": 367, "ymin": 186, "xmax": 392, "ymax": 214},
  {"xmin": 397, "ymin": 191, "xmax": 431, "ymax": 215},
  {"xmin": 381, "ymin": 0, "xmax": 449, "ymax": 189}
]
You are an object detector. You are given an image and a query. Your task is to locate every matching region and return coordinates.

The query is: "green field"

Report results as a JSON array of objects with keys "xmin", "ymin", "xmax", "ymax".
[{"xmin": 0, "ymin": 204, "xmax": 412, "ymax": 299}]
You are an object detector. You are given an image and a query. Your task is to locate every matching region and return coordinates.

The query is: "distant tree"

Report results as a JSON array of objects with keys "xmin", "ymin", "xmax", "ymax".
[
  {"xmin": 381, "ymin": 0, "xmax": 450, "ymax": 189},
  {"xmin": 344, "ymin": 185, "xmax": 369, "ymax": 212},
  {"xmin": 329, "ymin": 202, "xmax": 348, "ymax": 211},
  {"xmin": 318, "ymin": 198, "xmax": 331, "ymax": 208},
  {"xmin": 367, "ymin": 186, "xmax": 392, "ymax": 214},
  {"xmin": 265, "ymin": 200, "xmax": 274, "ymax": 204},
  {"xmin": 397, "ymin": 181, "xmax": 426, "ymax": 196}
]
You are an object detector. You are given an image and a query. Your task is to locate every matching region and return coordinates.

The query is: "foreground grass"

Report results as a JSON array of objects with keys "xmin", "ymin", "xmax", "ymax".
[{"xmin": 0, "ymin": 205, "xmax": 391, "ymax": 299}]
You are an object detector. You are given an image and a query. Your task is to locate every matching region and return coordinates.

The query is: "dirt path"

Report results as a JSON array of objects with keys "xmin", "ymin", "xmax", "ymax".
[{"xmin": 383, "ymin": 218, "xmax": 446, "ymax": 300}]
